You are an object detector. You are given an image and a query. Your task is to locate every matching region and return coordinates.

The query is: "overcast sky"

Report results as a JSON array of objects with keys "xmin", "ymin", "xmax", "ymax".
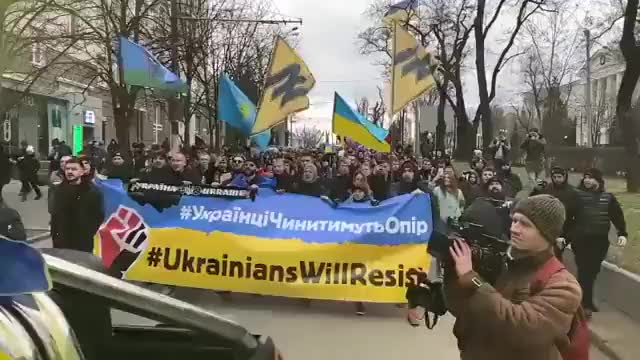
[{"xmin": 272, "ymin": 0, "xmax": 618, "ymax": 131}]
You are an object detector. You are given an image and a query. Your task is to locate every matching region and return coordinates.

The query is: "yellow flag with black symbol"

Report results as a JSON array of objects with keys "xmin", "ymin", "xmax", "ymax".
[
  {"xmin": 252, "ymin": 37, "xmax": 316, "ymax": 135},
  {"xmin": 391, "ymin": 23, "xmax": 436, "ymax": 114}
]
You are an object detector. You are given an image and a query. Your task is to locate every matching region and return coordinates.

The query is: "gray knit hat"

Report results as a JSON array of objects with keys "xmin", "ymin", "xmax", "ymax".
[{"xmin": 512, "ymin": 195, "xmax": 566, "ymax": 243}]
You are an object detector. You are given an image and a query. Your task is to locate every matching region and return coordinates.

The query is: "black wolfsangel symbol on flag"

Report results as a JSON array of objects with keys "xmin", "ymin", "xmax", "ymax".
[
  {"xmin": 265, "ymin": 64, "xmax": 313, "ymax": 107},
  {"xmin": 395, "ymin": 47, "xmax": 432, "ymax": 82}
]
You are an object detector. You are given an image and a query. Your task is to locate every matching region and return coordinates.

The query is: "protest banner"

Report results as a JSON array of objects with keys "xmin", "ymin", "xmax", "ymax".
[{"xmin": 94, "ymin": 180, "xmax": 432, "ymax": 303}]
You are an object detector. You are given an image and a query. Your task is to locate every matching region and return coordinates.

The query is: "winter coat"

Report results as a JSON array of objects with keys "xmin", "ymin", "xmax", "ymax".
[
  {"xmin": 368, "ymin": 174, "xmax": 391, "ymax": 201},
  {"xmin": 444, "ymin": 249, "xmax": 582, "ymax": 360},
  {"xmin": 48, "ymin": 170, "xmax": 65, "ymax": 214},
  {"xmin": 0, "ymin": 151, "xmax": 11, "ymax": 185},
  {"xmin": 104, "ymin": 163, "xmax": 134, "ymax": 182},
  {"xmin": 140, "ymin": 166, "xmax": 202, "ymax": 185},
  {"xmin": 520, "ymin": 137, "xmax": 546, "ymax": 163},
  {"xmin": 499, "ymin": 171, "xmax": 523, "ymax": 197},
  {"xmin": 327, "ymin": 175, "xmax": 351, "ymax": 201},
  {"xmin": 51, "ymin": 181, "xmax": 105, "ymax": 252},
  {"xmin": 574, "ymin": 188, "xmax": 627, "ymax": 239},
  {"xmin": 17, "ymin": 154, "xmax": 40, "ymax": 182},
  {"xmin": 292, "ymin": 180, "xmax": 325, "ymax": 197},
  {"xmin": 0, "ymin": 204, "xmax": 26, "ymax": 240}
]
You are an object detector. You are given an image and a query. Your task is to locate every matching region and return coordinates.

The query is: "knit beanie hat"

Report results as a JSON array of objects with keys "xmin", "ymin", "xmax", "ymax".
[{"xmin": 512, "ymin": 195, "xmax": 566, "ymax": 244}]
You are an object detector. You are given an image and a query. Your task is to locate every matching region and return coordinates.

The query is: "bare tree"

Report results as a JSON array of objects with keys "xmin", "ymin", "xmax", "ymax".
[
  {"xmin": 590, "ymin": 99, "xmax": 614, "ymax": 146},
  {"xmin": 523, "ymin": 0, "xmax": 581, "ymax": 145},
  {"xmin": 1, "ymin": 0, "xmax": 89, "ymax": 126},
  {"xmin": 293, "ymin": 126, "xmax": 323, "ymax": 149},
  {"xmin": 616, "ymin": 0, "xmax": 640, "ymax": 192},
  {"xmin": 355, "ymin": 86, "xmax": 387, "ymax": 127},
  {"xmin": 358, "ymin": 0, "xmax": 475, "ymax": 157},
  {"xmin": 473, "ymin": 0, "xmax": 551, "ymax": 149},
  {"xmin": 191, "ymin": 0, "xmax": 293, "ymax": 150}
]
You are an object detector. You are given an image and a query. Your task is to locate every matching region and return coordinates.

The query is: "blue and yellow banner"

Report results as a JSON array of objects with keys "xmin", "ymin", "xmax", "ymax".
[{"xmin": 94, "ymin": 180, "xmax": 432, "ymax": 303}]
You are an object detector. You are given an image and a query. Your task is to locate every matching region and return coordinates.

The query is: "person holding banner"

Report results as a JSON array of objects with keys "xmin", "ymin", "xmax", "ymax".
[
  {"xmin": 291, "ymin": 163, "xmax": 325, "ymax": 197},
  {"xmin": 51, "ymin": 158, "xmax": 104, "ymax": 252}
]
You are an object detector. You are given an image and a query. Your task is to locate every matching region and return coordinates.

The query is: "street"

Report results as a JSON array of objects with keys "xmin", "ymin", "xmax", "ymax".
[{"xmin": 4, "ymin": 180, "xmax": 609, "ymax": 359}]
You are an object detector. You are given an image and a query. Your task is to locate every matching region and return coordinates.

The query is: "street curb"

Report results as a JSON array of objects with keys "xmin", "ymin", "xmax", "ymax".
[
  {"xmin": 590, "ymin": 327, "xmax": 623, "ymax": 360},
  {"xmin": 26, "ymin": 231, "xmax": 51, "ymax": 243}
]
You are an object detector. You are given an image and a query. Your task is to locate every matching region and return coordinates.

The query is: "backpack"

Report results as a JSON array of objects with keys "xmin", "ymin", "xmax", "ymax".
[{"xmin": 533, "ymin": 256, "xmax": 590, "ymax": 360}]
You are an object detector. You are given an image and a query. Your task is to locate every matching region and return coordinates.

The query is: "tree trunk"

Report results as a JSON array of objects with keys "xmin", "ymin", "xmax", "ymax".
[
  {"xmin": 436, "ymin": 87, "xmax": 447, "ymax": 150},
  {"xmin": 617, "ymin": 0, "xmax": 640, "ymax": 192},
  {"xmin": 474, "ymin": 0, "xmax": 493, "ymax": 150}
]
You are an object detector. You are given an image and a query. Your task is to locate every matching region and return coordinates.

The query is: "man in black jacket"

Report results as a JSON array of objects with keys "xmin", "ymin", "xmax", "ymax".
[
  {"xmin": 51, "ymin": 158, "xmax": 105, "ymax": 252},
  {"xmin": 530, "ymin": 166, "xmax": 579, "ymax": 254},
  {"xmin": 326, "ymin": 159, "xmax": 351, "ymax": 201},
  {"xmin": 573, "ymin": 168, "xmax": 627, "ymax": 316},
  {"xmin": 142, "ymin": 152, "xmax": 201, "ymax": 185}
]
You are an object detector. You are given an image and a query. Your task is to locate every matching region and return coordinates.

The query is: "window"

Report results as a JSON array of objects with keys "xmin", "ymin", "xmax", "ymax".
[
  {"xmin": 32, "ymin": 43, "xmax": 46, "ymax": 66},
  {"xmin": 600, "ymin": 55, "xmax": 606, "ymax": 65}
]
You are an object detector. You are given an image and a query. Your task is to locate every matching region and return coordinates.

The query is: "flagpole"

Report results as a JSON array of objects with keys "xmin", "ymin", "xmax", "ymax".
[{"xmin": 390, "ymin": 21, "xmax": 397, "ymax": 123}]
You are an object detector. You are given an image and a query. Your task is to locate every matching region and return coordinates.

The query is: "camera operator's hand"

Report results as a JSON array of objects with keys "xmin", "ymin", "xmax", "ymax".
[{"xmin": 449, "ymin": 238, "xmax": 473, "ymax": 278}]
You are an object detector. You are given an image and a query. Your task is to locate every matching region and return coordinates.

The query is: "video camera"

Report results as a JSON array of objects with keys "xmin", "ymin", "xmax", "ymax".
[{"xmin": 406, "ymin": 198, "xmax": 513, "ymax": 329}]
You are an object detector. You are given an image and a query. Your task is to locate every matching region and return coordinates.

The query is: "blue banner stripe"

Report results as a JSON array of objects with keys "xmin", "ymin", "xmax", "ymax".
[{"xmin": 98, "ymin": 180, "xmax": 433, "ymax": 246}]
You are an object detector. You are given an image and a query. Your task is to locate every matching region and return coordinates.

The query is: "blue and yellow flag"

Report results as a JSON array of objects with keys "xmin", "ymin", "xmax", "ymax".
[
  {"xmin": 332, "ymin": 93, "xmax": 390, "ymax": 153},
  {"xmin": 0, "ymin": 238, "xmax": 51, "ymax": 296},
  {"xmin": 252, "ymin": 37, "xmax": 315, "ymax": 135},
  {"xmin": 218, "ymin": 73, "xmax": 271, "ymax": 150},
  {"xmin": 119, "ymin": 36, "xmax": 187, "ymax": 94},
  {"xmin": 391, "ymin": 23, "xmax": 436, "ymax": 114},
  {"xmin": 384, "ymin": 0, "xmax": 418, "ymax": 24}
]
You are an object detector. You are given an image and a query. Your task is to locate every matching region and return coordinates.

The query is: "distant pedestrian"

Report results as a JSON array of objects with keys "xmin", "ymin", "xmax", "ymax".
[
  {"xmin": 520, "ymin": 128, "xmax": 546, "ymax": 187},
  {"xmin": 17, "ymin": 145, "xmax": 42, "ymax": 201}
]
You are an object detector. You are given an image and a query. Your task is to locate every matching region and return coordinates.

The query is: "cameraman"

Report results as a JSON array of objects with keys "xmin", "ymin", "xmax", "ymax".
[
  {"xmin": 520, "ymin": 128, "xmax": 546, "ymax": 187},
  {"xmin": 488, "ymin": 130, "xmax": 511, "ymax": 169},
  {"xmin": 444, "ymin": 195, "xmax": 581, "ymax": 360}
]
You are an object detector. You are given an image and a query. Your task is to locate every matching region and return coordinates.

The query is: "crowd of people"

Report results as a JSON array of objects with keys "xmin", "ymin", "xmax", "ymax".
[{"xmin": 0, "ymin": 129, "xmax": 631, "ymax": 358}]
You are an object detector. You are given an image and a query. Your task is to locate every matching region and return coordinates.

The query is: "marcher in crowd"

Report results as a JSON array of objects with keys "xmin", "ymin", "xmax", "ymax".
[
  {"xmin": 51, "ymin": 158, "xmax": 104, "ymax": 252},
  {"xmin": 292, "ymin": 163, "xmax": 325, "ymax": 197},
  {"xmin": 327, "ymin": 159, "xmax": 351, "ymax": 202},
  {"xmin": 498, "ymin": 163, "xmax": 523, "ymax": 198},
  {"xmin": 369, "ymin": 160, "xmax": 391, "ymax": 201},
  {"xmin": 273, "ymin": 158, "xmax": 294, "ymax": 193},
  {"xmin": 573, "ymin": 168, "xmax": 627, "ymax": 317},
  {"xmin": 48, "ymin": 155, "xmax": 72, "ymax": 216},
  {"xmin": 432, "ymin": 172, "xmax": 465, "ymax": 224},
  {"xmin": 104, "ymin": 152, "xmax": 133, "ymax": 182},
  {"xmin": 531, "ymin": 166, "xmax": 579, "ymax": 259}
]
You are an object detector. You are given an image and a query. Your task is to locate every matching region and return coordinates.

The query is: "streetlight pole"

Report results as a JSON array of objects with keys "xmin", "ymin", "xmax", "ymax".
[{"xmin": 584, "ymin": 29, "xmax": 592, "ymax": 147}]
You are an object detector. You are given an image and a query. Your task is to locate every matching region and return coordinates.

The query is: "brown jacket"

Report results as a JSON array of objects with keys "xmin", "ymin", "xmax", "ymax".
[{"xmin": 444, "ymin": 249, "xmax": 582, "ymax": 360}]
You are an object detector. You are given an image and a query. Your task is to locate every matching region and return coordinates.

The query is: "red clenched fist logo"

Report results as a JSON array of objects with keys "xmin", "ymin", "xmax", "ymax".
[{"xmin": 98, "ymin": 206, "xmax": 149, "ymax": 268}]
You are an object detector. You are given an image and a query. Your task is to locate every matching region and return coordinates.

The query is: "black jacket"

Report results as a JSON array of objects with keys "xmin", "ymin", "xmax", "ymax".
[
  {"xmin": 574, "ymin": 188, "xmax": 627, "ymax": 239},
  {"xmin": 17, "ymin": 154, "xmax": 40, "ymax": 181},
  {"xmin": 51, "ymin": 181, "xmax": 105, "ymax": 252},
  {"xmin": 0, "ymin": 205, "xmax": 26, "ymax": 240},
  {"xmin": 141, "ymin": 166, "xmax": 202, "ymax": 185},
  {"xmin": 104, "ymin": 163, "xmax": 134, "ymax": 182},
  {"xmin": 327, "ymin": 175, "xmax": 351, "ymax": 201},
  {"xmin": 369, "ymin": 174, "xmax": 391, "ymax": 201},
  {"xmin": 292, "ymin": 180, "xmax": 325, "ymax": 197},
  {"xmin": 0, "ymin": 151, "xmax": 11, "ymax": 185}
]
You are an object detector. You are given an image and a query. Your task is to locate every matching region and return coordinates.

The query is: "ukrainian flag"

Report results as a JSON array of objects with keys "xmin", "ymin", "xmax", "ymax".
[{"xmin": 332, "ymin": 93, "xmax": 390, "ymax": 153}]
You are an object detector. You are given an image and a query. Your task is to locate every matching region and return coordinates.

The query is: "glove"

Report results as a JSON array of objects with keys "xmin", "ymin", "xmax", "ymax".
[
  {"xmin": 617, "ymin": 236, "xmax": 628, "ymax": 247},
  {"xmin": 556, "ymin": 237, "xmax": 567, "ymax": 249}
]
